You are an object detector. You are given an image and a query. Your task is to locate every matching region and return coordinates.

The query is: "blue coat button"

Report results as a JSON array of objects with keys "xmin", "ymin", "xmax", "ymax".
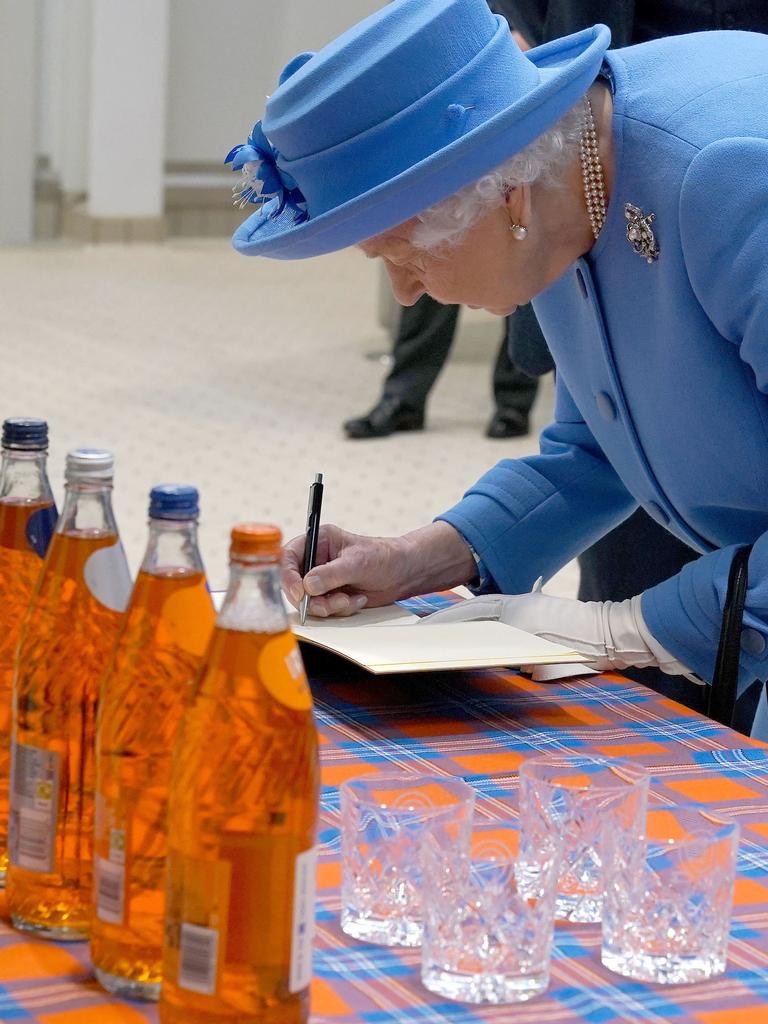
[
  {"xmin": 741, "ymin": 628, "xmax": 766, "ymax": 656},
  {"xmin": 596, "ymin": 391, "xmax": 617, "ymax": 421},
  {"xmin": 646, "ymin": 501, "xmax": 670, "ymax": 525}
]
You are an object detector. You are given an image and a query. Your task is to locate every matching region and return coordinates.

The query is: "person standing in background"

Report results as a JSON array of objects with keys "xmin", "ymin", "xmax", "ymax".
[
  {"xmin": 343, "ymin": 295, "xmax": 539, "ymax": 439},
  {"xmin": 343, "ymin": 3, "xmax": 539, "ymax": 442}
]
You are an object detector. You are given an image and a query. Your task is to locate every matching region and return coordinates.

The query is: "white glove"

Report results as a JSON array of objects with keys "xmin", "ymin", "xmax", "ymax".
[{"xmin": 422, "ymin": 590, "xmax": 693, "ymax": 676}]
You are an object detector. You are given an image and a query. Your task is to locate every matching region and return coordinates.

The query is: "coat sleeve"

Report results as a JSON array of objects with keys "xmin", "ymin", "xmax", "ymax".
[
  {"xmin": 437, "ymin": 373, "xmax": 637, "ymax": 594},
  {"xmin": 641, "ymin": 138, "xmax": 768, "ymax": 691}
]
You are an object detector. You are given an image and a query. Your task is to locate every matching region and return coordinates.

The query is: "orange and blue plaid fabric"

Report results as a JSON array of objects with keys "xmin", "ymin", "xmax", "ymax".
[{"xmin": 2, "ymin": 593, "xmax": 768, "ymax": 1023}]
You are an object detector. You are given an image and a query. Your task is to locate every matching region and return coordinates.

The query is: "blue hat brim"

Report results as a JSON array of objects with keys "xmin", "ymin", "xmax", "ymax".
[{"xmin": 233, "ymin": 24, "xmax": 610, "ymax": 260}]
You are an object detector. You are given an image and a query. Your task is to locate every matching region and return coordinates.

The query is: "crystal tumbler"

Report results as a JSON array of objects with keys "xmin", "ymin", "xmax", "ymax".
[
  {"xmin": 421, "ymin": 824, "xmax": 559, "ymax": 1004},
  {"xmin": 519, "ymin": 754, "xmax": 649, "ymax": 922},
  {"xmin": 602, "ymin": 805, "xmax": 740, "ymax": 984},
  {"xmin": 340, "ymin": 772, "xmax": 474, "ymax": 947}
]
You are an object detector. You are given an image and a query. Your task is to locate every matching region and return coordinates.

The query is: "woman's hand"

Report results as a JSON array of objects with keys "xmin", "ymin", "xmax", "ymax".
[
  {"xmin": 423, "ymin": 592, "xmax": 693, "ymax": 675},
  {"xmin": 282, "ymin": 521, "xmax": 477, "ymax": 618}
]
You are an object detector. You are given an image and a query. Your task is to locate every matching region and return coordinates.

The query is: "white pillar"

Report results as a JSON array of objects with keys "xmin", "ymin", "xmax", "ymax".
[
  {"xmin": 47, "ymin": 0, "xmax": 92, "ymax": 197},
  {"xmin": 87, "ymin": 0, "xmax": 169, "ymax": 218},
  {"xmin": 37, "ymin": 0, "xmax": 93, "ymax": 196},
  {"xmin": 0, "ymin": 0, "xmax": 40, "ymax": 242},
  {"xmin": 36, "ymin": 0, "xmax": 60, "ymax": 176}
]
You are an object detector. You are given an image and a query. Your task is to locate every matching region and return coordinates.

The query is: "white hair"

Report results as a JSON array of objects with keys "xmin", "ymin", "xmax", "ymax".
[{"xmin": 411, "ymin": 102, "xmax": 584, "ymax": 251}]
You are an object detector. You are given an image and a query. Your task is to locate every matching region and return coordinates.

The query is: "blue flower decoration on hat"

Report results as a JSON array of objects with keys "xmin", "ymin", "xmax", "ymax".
[{"xmin": 225, "ymin": 121, "xmax": 308, "ymax": 224}]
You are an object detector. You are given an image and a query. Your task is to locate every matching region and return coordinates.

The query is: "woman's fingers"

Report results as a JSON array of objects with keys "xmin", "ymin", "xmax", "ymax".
[
  {"xmin": 282, "ymin": 535, "xmax": 307, "ymax": 604},
  {"xmin": 282, "ymin": 526, "xmax": 341, "ymax": 606},
  {"xmin": 305, "ymin": 592, "xmax": 368, "ymax": 618},
  {"xmin": 283, "ymin": 525, "xmax": 406, "ymax": 617},
  {"xmin": 303, "ymin": 538, "xmax": 369, "ymax": 596},
  {"xmin": 304, "ymin": 559, "xmax": 356, "ymax": 597}
]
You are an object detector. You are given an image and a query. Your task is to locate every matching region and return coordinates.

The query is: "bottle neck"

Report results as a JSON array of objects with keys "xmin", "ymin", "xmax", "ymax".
[
  {"xmin": 218, "ymin": 558, "xmax": 288, "ymax": 634},
  {"xmin": 58, "ymin": 480, "xmax": 118, "ymax": 536},
  {"xmin": 0, "ymin": 449, "xmax": 55, "ymax": 504},
  {"xmin": 141, "ymin": 518, "xmax": 205, "ymax": 575}
]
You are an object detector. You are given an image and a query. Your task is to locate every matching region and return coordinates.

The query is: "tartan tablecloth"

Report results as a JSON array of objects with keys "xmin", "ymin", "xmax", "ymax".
[{"xmin": 2, "ymin": 593, "xmax": 768, "ymax": 1023}]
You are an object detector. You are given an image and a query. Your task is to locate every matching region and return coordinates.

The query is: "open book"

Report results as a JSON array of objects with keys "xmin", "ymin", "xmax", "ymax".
[{"xmin": 289, "ymin": 600, "xmax": 588, "ymax": 675}]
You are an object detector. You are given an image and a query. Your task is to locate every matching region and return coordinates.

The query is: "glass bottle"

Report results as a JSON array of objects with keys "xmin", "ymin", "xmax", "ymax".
[
  {"xmin": 7, "ymin": 448, "xmax": 132, "ymax": 939},
  {"xmin": 92, "ymin": 484, "xmax": 215, "ymax": 1000},
  {"xmin": 160, "ymin": 524, "xmax": 319, "ymax": 1024},
  {"xmin": 0, "ymin": 418, "xmax": 57, "ymax": 886}
]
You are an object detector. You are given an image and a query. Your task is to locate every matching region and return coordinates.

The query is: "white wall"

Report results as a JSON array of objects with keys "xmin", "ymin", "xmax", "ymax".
[
  {"xmin": 88, "ymin": 0, "xmax": 169, "ymax": 217},
  {"xmin": 165, "ymin": 0, "xmax": 387, "ymax": 165}
]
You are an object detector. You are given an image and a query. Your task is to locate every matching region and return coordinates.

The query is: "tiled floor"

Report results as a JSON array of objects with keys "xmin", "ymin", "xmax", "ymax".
[{"xmin": 2, "ymin": 239, "xmax": 578, "ymax": 595}]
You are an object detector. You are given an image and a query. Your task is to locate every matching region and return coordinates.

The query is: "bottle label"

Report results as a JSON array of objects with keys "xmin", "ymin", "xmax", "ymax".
[
  {"xmin": 167, "ymin": 853, "xmax": 231, "ymax": 997},
  {"xmin": 109, "ymin": 825, "xmax": 127, "ymax": 864},
  {"xmin": 25, "ymin": 504, "xmax": 57, "ymax": 558},
  {"xmin": 84, "ymin": 541, "xmax": 132, "ymax": 612},
  {"xmin": 95, "ymin": 827, "xmax": 127, "ymax": 924},
  {"xmin": 258, "ymin": 634, "xmax": 312, "ymax": 711},
  {"xmin": 179, "ymin": 922, "xmax": 220, "ymax": 995},
  {"xmin": 95, "ymin": 855, "xmax": 125, "ymax": 925},
  {"xmin": 9, "ymin": 743, "xmax": 59, "ymax": 873},
  {"xmin": 289, "ymin": 845, "xmax": 318, "ymax": 993}
]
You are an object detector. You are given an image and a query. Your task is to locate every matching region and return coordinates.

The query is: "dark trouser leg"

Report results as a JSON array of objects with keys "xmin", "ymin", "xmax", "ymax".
[
  {"xmin": 492, "ymin": 319, "xmax": 539, "ymax": 416},
  {"xmin": 577, "ymin": 509, "xmax": 699, "ymax": 602},
  {"xmin": 382, "ymin": 294, "xmax": 460, "ymax": 410},
  {"xmin": 577, "ymin": 508, "xmax": 706, "ymax": 712}
]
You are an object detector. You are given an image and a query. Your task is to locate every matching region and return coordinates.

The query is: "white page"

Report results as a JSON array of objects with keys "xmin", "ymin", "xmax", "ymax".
[{"xmin": 292, "ymin": 618, "xmax": 585, "ymax": 674}]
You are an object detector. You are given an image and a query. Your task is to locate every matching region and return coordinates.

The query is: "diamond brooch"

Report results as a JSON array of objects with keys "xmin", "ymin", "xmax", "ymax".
[{"xmin": 624, "ymin": 203, "xmax": 659, "ymax": 263}]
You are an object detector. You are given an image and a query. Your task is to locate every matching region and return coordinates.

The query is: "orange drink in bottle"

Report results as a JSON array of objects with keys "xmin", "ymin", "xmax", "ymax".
[
  {"xmin": 7, "ymin": 448, "xmax": 131, "ymax": 939},
  {"xmin": 160, "ymin": 524, "xmax": 319, "ymax": 1024},
  {"xmin": 0, "ymin": 418, "xmax": 57, "ymax": 885},
  {"xmin": 92, "ymin": 484, "xmax": 215, "ymax": 1000}
]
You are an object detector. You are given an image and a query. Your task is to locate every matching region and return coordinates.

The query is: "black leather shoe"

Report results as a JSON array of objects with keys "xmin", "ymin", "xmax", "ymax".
[
  {"xmin": 343, "ymin": 397, "xmax": 425, "ymax": 439},
  {"xmin": 485, "ymin": 410, "xmax": 530, "ymax": 439}
]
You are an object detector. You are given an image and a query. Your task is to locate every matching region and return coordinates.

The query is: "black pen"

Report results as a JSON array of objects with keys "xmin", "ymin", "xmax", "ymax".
[{"xmin": 299, "ymin": 473, "xmax": 324, "ymax": 625}]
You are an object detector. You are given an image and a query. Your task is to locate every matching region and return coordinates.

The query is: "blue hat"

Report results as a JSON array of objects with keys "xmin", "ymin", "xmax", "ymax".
[{"xmin": 227, "ymin": 0, "xmax": 610, "ymax": 260}]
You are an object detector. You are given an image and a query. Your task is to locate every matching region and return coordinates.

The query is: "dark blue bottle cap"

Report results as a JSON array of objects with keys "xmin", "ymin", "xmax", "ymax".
[
  {"xmin": 149, "ymin": 484, "xmax": 200, "ymax": 521},
  {"xmin": 2, "ymin": 418, "xmax": 49, "ymax": 451}
]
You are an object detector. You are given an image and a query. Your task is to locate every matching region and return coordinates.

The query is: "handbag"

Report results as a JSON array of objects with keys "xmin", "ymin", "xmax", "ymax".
[{"xmin": 707, "ymin": 544, "xmax": 754, "ymax": 728}]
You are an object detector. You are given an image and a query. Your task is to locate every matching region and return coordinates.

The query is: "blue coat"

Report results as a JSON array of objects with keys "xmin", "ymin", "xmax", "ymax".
[{"xmin": 441, "ymin": 30, "xmax": 768, "ymax": 713}]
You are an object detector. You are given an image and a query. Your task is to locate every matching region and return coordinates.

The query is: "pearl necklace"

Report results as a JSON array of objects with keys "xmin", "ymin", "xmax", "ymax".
[{"xmin": 580, "ymin": 94, "xmax": 607, "ymax": 240}]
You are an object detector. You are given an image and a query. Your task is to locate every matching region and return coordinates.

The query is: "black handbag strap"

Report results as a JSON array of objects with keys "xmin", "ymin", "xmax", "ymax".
[{"xmin": 707, "ymin": 544, "xmax": 754, "ymax": 728}]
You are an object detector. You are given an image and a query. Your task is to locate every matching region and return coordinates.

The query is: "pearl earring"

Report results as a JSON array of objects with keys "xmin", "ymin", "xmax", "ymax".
[{"xmin": 509, "ymin": 222, "xmax": 528, "ymax": 240}]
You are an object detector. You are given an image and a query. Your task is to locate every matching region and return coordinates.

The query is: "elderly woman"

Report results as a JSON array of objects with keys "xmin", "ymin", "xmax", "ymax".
[{"xmin": 228, "ymin": 0, "xmax": 768, "ymax": 736}]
